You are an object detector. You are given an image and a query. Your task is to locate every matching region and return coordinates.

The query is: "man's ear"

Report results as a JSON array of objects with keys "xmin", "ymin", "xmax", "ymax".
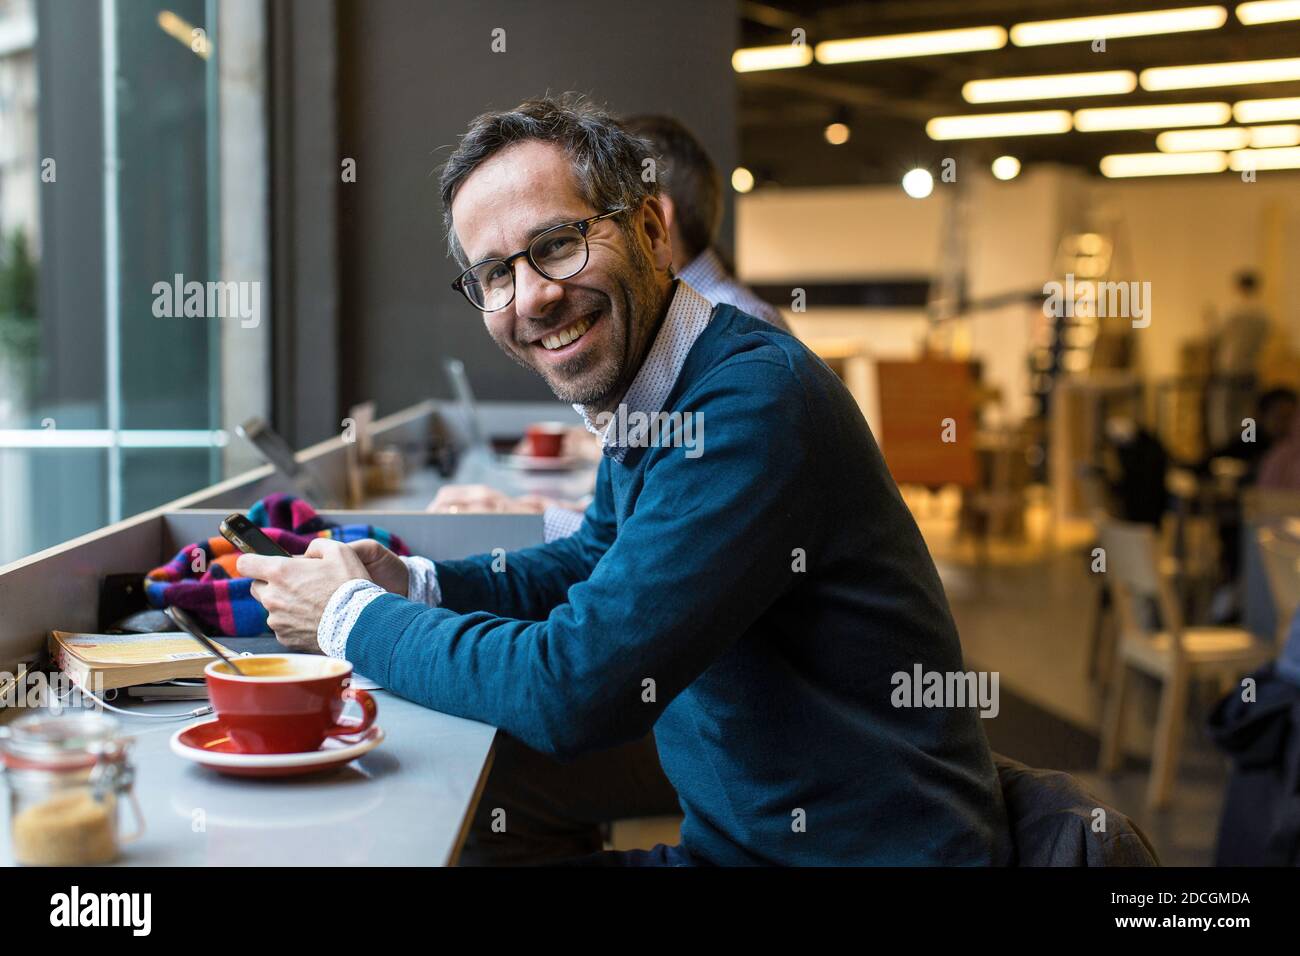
[
  {"xmin": 659, "ymin": 194, "xmax": 677, "ymax": 233},
  {"xmin": 637, "ymin": 196, "xmax": 673, "ymax": 273}
]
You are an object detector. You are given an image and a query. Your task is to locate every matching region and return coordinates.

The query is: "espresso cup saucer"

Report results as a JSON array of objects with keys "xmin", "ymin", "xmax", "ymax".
[
  {"xmin": 170, "ymin": 717, "xmax": 385, "ymax": 778},
  {"xmin": 501, "ymin": 453, "xmax": 582, "ymax": 472}
]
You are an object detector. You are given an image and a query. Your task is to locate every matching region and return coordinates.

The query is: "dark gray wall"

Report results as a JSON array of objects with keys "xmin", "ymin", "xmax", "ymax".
[
  {"xmin": 271, "ymin": 0, "xmax": 343, "ymax": 446},
  {"xmin": 35, "ymin": 0, "xmax": 105, "ymax": 424},
  {"xmin": 335, "ymin": 0, "xmax": 738, "ymax": 415}
]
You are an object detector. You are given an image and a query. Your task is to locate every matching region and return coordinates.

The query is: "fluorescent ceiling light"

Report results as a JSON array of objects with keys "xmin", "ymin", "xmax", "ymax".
[
  {"xmin": 1234, "ymin": 96, "xmax": 1300, "ymax": 121},
  {"xmin": 963, "ymin": 70, "xmax": 1137, "ymax": 103},
  {"xmin": 732, "ymin": 44, "xmax": 813, "ymax": 72},
  {"xmin": 1100, "ymin": 151, "xmax": 1229, "ymax": 177},
  {"xmin": 1011, "ymin": 6, "xmax": 1228, "ymax": 46},
  {"xmin": 1237, "ymin": 1, "xmax": 1300, "ymax": 25},
  {"xmin": 925, "ymin": 110, "xmax": 1073, "ymax": 140},
  {"xmin": 1249, "ymin": 123, "xmax": 1300, "ymax": 146},
  {"xmin": 1157, "ymin": 127, "xmax": 1251, "ymax": 150},
  {"xmin": 1156, "ymin": 124, "xmax": 1300, "ymax": 150},
  {"xmin": 815, "ymin": 26, "xmax": 1006, "ymax": 64},
  {"xmin": 1141, "ymin": 56, "xmax": 1300, "ymax": 91},
  {"xmin": 1075, "ymin": 102, "xmax": 1232, "ymax": 131},
  {"xmin": 1230, "ymin": 146, "xmax": 1300, "ymax": 169}
]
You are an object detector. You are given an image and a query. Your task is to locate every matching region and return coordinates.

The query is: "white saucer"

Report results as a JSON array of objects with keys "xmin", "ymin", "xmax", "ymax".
[
  {"xmin": 170, "ymin": 717, "xmax": 385, "ymax": 777},
  {"xmin": 502, "ymin": 453, "xmax": 583, "ymax": 472}
]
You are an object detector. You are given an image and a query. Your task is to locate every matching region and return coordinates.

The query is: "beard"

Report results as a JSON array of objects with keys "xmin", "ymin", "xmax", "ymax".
[{"xmin": 502, "ymin": 234, "xmax": 662, "ymax": 409}]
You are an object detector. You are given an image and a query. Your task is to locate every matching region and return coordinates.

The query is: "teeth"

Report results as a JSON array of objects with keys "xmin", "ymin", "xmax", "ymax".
[{"xmin": 541, "ymin": 315, "xmax": 593, "ymax": 351}]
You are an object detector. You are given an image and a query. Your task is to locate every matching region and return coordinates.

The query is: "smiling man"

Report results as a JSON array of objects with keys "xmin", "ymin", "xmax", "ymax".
[{"xmin": 239, "ymin": 96, "xmax": 1010, "ymax": 866}]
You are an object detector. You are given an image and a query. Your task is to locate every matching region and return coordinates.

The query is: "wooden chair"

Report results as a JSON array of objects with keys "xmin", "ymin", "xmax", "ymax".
[
  {"xmin": 1097, "ymin": 518, "xmax": 1274, "ymax": 809},
  {"xmin": 1258, "ymin": 527, "xmax": 1300, "ymax": 647}
]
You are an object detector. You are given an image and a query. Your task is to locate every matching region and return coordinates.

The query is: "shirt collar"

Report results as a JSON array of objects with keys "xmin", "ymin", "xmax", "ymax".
[
  {"xmin": 677, "ymin": 247, "xmax": 727, "ymax": 294},
  {"xmin": 575, "ymin": 279, "xmax": 715, "ymax": 460}
]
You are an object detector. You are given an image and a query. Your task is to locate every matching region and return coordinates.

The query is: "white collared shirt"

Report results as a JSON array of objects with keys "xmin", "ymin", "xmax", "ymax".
[{"xmin": 677, "ymin": 247, "xmax": 789, "ymax": 332}]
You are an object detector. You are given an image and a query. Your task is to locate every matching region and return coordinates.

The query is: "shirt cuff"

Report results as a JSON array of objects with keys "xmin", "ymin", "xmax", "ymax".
[
  {"xmin": 318, "ymin": 579, "xmax": 387, "ymax": 660},
  {"xmin": 401, "ymin": 555, "xmax": 442, "ymax": 606},
  {"xmin": 543, "ymin": 506, "xmax": 584, "ymax": 542}
]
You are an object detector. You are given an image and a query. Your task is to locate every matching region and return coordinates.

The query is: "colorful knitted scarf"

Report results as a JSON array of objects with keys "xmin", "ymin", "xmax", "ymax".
[{"xmin": 145, "ymin": 493, "xmax": 409, "ymax": 636}]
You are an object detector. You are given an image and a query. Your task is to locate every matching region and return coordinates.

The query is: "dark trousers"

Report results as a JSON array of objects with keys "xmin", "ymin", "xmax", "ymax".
[{"xmin": 457, "ymin": 731, "xmax": 682, "ymax": 866}]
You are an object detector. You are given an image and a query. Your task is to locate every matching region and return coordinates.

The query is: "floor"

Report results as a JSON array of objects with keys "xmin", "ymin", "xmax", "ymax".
[
  {"xmin": 919, "ymin": 486, "xmax": 1228, "ymax": 867},
  {"xmin": 613, "ymin": 486, "xmax": 1231, "ymax": 865}
]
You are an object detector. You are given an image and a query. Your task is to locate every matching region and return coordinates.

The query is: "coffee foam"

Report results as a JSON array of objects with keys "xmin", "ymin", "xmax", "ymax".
[{"xmin": 209, "ymin": 654, "xmax": 349, "ymax": 681}]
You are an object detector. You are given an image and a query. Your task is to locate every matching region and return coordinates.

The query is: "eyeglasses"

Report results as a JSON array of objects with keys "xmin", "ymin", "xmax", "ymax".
[{"xmin": 450, "ymin": 209, "xmax": 626, "ymax": 312}]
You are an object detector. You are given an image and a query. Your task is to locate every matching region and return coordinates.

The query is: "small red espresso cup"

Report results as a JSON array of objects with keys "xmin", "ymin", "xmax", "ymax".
[
  {"xmin": 204, "ymin": 654, "xmax": 377, "ymax": 754},
  {"xmin": 525, "ymin": 422, "xmax": 567, "ymax": 458}
]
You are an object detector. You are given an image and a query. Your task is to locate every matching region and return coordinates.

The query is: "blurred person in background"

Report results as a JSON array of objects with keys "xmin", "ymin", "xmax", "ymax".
[
  {"xmin": 1204, "ymin": 387, "xmax": 1297, "ymax": 487},
  {"xmin": 1216, "ymin": 271, "xmax": 1271, "ymax": 378},
  {"xmin": 1202, "ymin": 388, "xmax": 1297, "ymax": 621},
  {"xmin": 620, "ymin": 114, "xmax": 789, "ymax": 332},
  {"xmin": 1258, "ymin": 394, "xmax": 1300, "ymax": 492},
  {"xmin": 1207, "ymin": 271, "xmax": 1272, "ymax": 450}
]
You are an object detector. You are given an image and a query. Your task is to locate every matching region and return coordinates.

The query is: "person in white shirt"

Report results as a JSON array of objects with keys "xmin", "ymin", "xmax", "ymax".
[{"xmin": 621, "ymin": 114, "xmax": 789, "ymax": 332}]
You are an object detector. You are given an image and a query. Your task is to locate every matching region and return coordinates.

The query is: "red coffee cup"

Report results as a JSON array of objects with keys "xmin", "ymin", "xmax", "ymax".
[
  {"xmin": 525, "ymin": 422, "xmax": 567, "ymax": 458},
  {"xmin": 204, "ymin": 654, "xmax": 377, "ymax": 754}
]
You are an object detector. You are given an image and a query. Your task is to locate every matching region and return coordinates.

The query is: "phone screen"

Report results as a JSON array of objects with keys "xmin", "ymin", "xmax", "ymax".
[{"xmin": 220, "ymin": 513, "xmax": 292, "ymax": 558}]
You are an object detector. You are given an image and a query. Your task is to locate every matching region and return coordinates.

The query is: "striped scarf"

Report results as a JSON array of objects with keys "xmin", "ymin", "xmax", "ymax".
[{"xmin": 145, "ymin": 493, "xmax": 409, "ymax": 636}]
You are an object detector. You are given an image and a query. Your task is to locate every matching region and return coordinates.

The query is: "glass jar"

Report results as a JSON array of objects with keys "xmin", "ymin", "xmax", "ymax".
[{"xmin": 0, "ymin": 712, "xmax": 144, "ymax": 866}]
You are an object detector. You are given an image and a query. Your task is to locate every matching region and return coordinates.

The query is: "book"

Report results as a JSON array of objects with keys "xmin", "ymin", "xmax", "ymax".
[
  {"xmin": 49, "ymin": 631, "xmax": 235, "ymax": 692},
  {"xmin": 125, "ymin": 681, "xmax": 210, "ymax": 701}
]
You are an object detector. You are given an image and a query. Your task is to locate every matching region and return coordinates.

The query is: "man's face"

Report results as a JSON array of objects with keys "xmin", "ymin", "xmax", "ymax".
[{"xmin": 450, "ymin": 140, "xmax": 672, "ymax": 409}]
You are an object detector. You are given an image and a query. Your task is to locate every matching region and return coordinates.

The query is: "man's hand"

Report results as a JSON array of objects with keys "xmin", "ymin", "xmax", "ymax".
[
  {"xmin": 237, "ymin": 538, "xmax": 371, "ymax": 652},
  {"xmin": 428, "ymin": 483, "xmax": 551, "ymax": 514},
  {"xmin": 347, "ymin": 539, "xmax": 409, "ymax": 596}
]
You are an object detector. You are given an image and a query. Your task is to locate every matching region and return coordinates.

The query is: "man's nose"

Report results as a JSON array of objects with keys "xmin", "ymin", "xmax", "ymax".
[{"xmin": 512, "ymin": 257, "xmax": 564, "ymax": 320}]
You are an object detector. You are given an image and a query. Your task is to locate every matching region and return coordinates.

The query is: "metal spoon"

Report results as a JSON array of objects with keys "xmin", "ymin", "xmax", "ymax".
[{"xmin": 165, "ymin": 606, "xmax": 245, "ymax": 676}]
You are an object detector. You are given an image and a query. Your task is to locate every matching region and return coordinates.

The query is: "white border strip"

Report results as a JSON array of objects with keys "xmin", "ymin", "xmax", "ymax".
[
  {"xmin": 0, "ymin": 429, "xmax": 229, "ymax": 448},
  {"xmin": 100, "ymin": 0, "xmax": 122, "ymax": 520}
]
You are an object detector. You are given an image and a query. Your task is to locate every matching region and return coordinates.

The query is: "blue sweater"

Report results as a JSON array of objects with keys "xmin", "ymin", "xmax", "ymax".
[{"xmin": 349, "ymin": 305, "xmax": 1010, "ymax": 865}]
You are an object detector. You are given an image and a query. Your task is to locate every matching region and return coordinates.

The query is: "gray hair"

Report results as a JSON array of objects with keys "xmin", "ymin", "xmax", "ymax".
[{"xmin": 439, "ymin": 94, "xmax": 658, "ymax": 266}]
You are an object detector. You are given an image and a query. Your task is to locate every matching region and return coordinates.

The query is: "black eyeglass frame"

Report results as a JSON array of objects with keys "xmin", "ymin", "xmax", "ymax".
[{"xmin": 449, "ymin": 208, "xmax": 627, "ymax": 312}]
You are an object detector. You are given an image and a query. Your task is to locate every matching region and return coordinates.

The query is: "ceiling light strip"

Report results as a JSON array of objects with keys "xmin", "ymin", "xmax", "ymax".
[
  {"xmin": 815, "ymin": 26, "xmax": 1007, "ymax": 64},
  {"xmin": 1012, "ymin": 6, "xmax": 1229, "ymax": 47}
]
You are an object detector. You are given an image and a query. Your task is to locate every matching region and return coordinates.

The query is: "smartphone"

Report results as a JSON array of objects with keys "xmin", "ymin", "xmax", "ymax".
[{"xmin": 219, "ymin": 513, "xmax": 292, "ymax": 558}]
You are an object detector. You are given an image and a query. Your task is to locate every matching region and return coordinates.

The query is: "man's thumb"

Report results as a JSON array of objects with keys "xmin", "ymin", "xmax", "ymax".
[
  {"xmin": 304, "ymin": 537, "xmax": 342, "ymax": 558},
  {"xmin": 347, "ymin": 538, "xmax": 385, "ymax": 561}
]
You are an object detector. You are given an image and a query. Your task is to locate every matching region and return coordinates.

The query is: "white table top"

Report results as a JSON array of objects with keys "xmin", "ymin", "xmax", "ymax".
[
  {"xmin": 0, "ymin": 435, "xmax": 585, "ymax": 867},
  {"xmin": 0, "ymin": 693, "xmax": 496, "ymax": 867}
]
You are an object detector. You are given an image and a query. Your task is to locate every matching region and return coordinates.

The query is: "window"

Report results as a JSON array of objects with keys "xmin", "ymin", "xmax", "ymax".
[{"xmin": 0, "ymin": 0, "xmax": 268, "ymax": 566}]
